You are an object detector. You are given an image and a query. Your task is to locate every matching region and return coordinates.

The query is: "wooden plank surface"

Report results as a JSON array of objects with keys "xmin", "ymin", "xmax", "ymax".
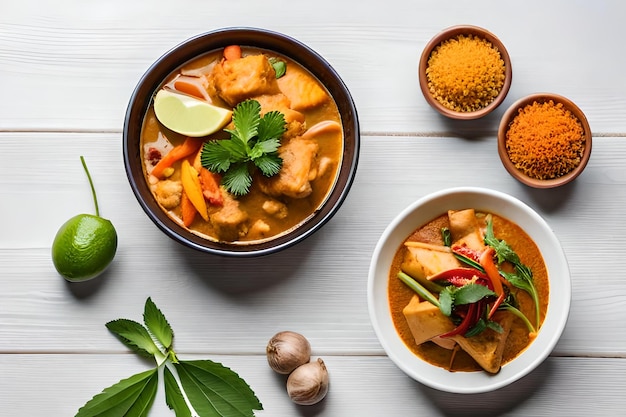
[{"xmin": 1, "ymin": 1, "xmax": 626, "ymax": 416}]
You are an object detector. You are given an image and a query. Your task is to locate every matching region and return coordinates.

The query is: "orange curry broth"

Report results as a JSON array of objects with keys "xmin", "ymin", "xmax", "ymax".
[
  {"xmin": 140, "ymin": 47, "xmax": 343, "ymax": 244},
  {"xmin": 388, "ymin": 212, "xmax": 549, "ymax": 372}
]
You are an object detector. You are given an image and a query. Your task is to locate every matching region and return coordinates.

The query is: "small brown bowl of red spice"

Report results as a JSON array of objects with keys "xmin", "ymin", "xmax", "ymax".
[
  {"xmin": 498, "ymin": 93, "xmax": 592, "ymax": 188},
  {"xmin": 419, "ymin": 25, "xmax": 512, "ymax": 120}
]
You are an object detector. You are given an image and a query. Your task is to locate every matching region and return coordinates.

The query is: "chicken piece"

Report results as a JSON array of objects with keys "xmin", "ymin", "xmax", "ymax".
[
  {"xmin": 448, "ymin": 209, "xmax": 485, "ymax": 251},
  {"xmin": 258, "ymin": 136, "xmax": 319, "ymax": 199},
  {"xmin": 253, "ymin": 93, "xmax": 306, "ymax": 139},
  {"xmin": 401, "ymin": 245, "xmax": 461, "ymax": 292},
  {"xmin": 248, "ymin": 219, "xmax": 271, "ymax": 240},
  {"xmin": 403, "ymin": 296, "xmax": 514, "ymax": 373},
  {"xmin": 151, "ymin": 180, "xmax": 182, "ymax": 210},
  {"xmin": 262, "ymin": 199, "xmax": 288, "ymax": 219},
  {"xmin": 209, "ymin": 193, "xmax": 249, "ymax": 241},
  {"xmin": 208, "ymin": 54, "xmax": 280, "ymax": 106},
  {"xmin": 277, "ymin": 66, "xmax": 329, "ymax": 110}
]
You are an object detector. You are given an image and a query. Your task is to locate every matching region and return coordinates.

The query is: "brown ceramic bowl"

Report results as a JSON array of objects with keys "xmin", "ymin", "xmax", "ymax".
[
  {"xmin": 123, "ymin": 27, "xmax": 360, "ymax": 257},
  {"xmin": 497, "ymin": 93, "xmax": 592, "ymax": 188},
  {"xmin": 418, "ymin": 25, "xmax": 512, "ymax": 120}
]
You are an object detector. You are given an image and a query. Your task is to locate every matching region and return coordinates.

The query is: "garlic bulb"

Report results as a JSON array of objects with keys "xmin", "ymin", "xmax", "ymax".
[
  {"xmin": 266, "ymin": 331, "xmax": 311, "ymax": 374},
  {"xmin": 286, "ymin": 358, "xmax": 329, "ymax": 405}
]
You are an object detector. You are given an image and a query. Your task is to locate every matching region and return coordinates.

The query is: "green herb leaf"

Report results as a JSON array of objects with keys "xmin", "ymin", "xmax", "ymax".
[
  {"xmin": 484, "ymin": 216, "xmax": 521, "ymax": 265},
  {"xmin": 222, "ymin": 162, "xmax": 253, "ymax": 195},
  {"xmin": 257, "ymin": 110, "xmax": 287, "ymax": 141},
  {"xmin": 75, "ymin": 368, "xmax": 158, "ymax": 417},
  {"xmin": 438, "ymin": 287, "xmax": 454, "ymax": 316},
  {"xmin": 484, "ymin": 216, "xmax": 540, "ymax": 329},
  {"xmin": 78, "ymin": 298, "xmax": 262, "ymax": 417},
  {"xmin": 441, "ymin": 227, "xmax": 452, "ymax": 247},
  {"xmin": 202, "ymin": 99, "xmax": 286, "ymax": 196},
  {"xmin": 254, "ymin": 153, "xmax": 283, "ymax": 177},
  {"xmin": 268, "ymin": 57, "xmax": 287, "ymax": 78},
  {"xmin": 105, "ymin": 319, "xmax": 162, "ymax": 359},
  {"xmin": 163, "ymin": 366, "xmax": 193, "ymax": 417},
  {"xmin": 230, "ymin": 100, "xmax": 261, "ymax": 145},
  {"xmin": 143, "ymin": 297, "xmax": 173, "ymax": 350},
  {"xmin": 464, "ymin": 318, "xmax": 488, "ymax": 338},
  {"xmin": 201, "ymin": 140, "xmax": 235, "ymax": 173},
  {"xmin": 176, "ymin": 360, "xmax": 263, "ymax": 417},
  {"xmin": 453, "ymin": 283, "xmax": 496, "ymax": 305}
]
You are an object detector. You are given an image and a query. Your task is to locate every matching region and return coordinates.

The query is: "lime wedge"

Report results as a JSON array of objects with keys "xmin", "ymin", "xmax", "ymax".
[{"xmin": 153, "ymin": 89, "xmax": 232, "ymax": 137}]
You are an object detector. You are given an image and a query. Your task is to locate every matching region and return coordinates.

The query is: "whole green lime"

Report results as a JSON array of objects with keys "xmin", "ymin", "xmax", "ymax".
[
  {"xmin": 52, "ymin": 156, "xmax": 118, "ymax": 282},
  {"xmin": 52, "ymin": 214, "xmax": 118, "ymax": 282}
]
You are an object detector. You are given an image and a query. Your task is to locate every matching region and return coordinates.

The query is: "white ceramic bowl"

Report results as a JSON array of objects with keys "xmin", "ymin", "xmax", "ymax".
[{"xmin": 367, "ymin": 187, "xmax": 571, "ymax": 393}]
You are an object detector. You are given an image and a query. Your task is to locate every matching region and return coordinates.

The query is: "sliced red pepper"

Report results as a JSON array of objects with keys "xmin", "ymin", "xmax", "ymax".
[
  {"xmin": 428, "ymin": 267, "xmax": 487, "ymax": 282},
  {"xmin": 440, "ymin": 302, "xmax": 479, "ymax": 338},
  {"xmin": 452, "ymin": 245, "xmax": 482, "ymax": 263},
  {"xmin": 479, "ymin": 247, "xmax": 506, "ymax": 318}
]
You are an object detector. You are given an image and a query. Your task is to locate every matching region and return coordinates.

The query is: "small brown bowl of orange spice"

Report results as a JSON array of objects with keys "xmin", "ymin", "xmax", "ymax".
[
  {"xmin": 419, "ymin": 25, "xmax": 512, "ymax": 120},
  {"xmin": 498, "ymin": 93, "xmax": 592, "ymax": 188}
]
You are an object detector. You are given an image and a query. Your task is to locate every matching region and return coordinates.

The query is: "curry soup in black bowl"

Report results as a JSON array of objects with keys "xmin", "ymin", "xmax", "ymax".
[{"xmin": 123, "ymin": 28, "xmax": 359, "ymax": 256}]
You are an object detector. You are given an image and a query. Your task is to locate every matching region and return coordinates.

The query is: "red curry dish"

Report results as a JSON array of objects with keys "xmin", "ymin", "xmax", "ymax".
[
  {"xmin": 388, "ymin": 209, "xmax": 549, "ymax": 373},
  {"xmin": 140, "ymin": 45, "xmax": 344, "ymax": 244}
]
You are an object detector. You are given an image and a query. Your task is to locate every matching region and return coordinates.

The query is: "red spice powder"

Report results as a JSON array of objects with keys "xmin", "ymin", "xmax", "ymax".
[{"xmin": 505, "ymin": 100, "xmax": 585, "ymax": 180}]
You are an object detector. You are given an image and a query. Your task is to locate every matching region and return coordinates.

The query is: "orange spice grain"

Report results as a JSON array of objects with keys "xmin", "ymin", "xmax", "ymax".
[
  {"xmin": 426, "ymin": 34, "xmax": 506, "ymax": 112},
  {"xmin": 505, "ymin": 100, "xmax": 585, "ymax": 180}
]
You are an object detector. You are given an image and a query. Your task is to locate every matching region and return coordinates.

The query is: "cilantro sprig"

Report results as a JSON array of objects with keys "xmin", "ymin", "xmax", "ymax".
[
  {"xmin": 75, "ymin": 297, "xmax": 262, "ymax": 417},
  {"xmin": 484, "ymin": 215, "xmax": 541, "ymax": 329},
  {"xmin": 201, "ymin": 99, "xmax": 286, "ymax": 196}
]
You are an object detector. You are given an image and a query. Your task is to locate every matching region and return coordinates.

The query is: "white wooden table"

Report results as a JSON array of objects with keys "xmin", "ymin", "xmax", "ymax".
[{"xmin": 2, "ymin": 1, "xmax": 626, "ymax": 415}]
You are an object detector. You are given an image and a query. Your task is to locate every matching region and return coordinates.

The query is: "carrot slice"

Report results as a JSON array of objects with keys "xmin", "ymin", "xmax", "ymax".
[
  {"xmin": 173, "ymin": 76, "xmax": 209, "ymax": 100},
  {"xmin": 223, "ymin": 45, "xmax": 242, "ymax": 61},
  {"xmin": 180, "ymin": 190, "xmax": 197, "ymax": 227},
  {"xmin": 199, "ymin": 167, "xmax": 223, "ymax": 206},
  {"xmin": 480, "ymin": 247, "xmax": 506, "ymax": 318},
  {"xmin": 180, "ymin": 160, "xmax": 208, "ymax": 221},
  {"xmin": 151, "ymin": 137, "xmax": 203, "ymax": 179}
]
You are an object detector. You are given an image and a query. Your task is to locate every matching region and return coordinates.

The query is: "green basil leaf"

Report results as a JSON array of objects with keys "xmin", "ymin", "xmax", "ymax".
[
  {"xmin": 143, "ymin": 297, "xmax": 173, "ymax": 350},
  {"xmin": 105, "ymin": 319, "xmax": 161, "ymax": 359},
  {"xmin": 453, "ymin": 283, "xmax": 495, "ymax": 305},
  {"xmin": 268, "ymin": 57, "xmax": 286, "ymax": 78},
  {"xmin": 164, "ymin": 366, "xmax": 193, "ymax": 417},
  {"xmin": 438, "ymin": 287, "xmax": 454, "ymax": 316},
  {"xmin": 176, "ymin": 360, "xmax": 263, "ymax": 417},
  {"xmin": 464, "ymin": 317, "xmax": 487, "ymax": 338},
  {"xmin": 75, "ymin": 368, "xmax": 158, "ymax": 417}
]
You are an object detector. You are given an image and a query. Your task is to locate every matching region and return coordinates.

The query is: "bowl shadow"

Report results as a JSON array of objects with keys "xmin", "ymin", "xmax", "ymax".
[
  {"xmin": 171, "ymin": 228, "xmax": 323, "ymax": 296},
  {"xmin": 417, "ymin": 360, "xmax": 552, "ymax": 416}
]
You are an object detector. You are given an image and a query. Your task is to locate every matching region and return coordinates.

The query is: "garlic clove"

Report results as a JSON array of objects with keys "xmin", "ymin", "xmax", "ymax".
[
  {"xmin": 286, "ymin": 358, "xmax": 329, "ymax": 405},
  {"xmin": 266, "ymin": 331, "xmax": 311, "ymax": 374}
]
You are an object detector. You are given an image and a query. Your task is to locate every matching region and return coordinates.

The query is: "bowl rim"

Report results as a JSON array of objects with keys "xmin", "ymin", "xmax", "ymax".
[
  {"xmin": 418, "ymin": 25, "xmax": 513, "ymax": 120},
  {"xmin": 122, "ymin": 27, "xmax": 360, "ymax": 257},
  {"xmin": 497, "ymin": 92, "xmax": 592, "ymax": 188},
  {"xmin": 367, "ymin": 187, "xmax": 571, "ymax": 393}
]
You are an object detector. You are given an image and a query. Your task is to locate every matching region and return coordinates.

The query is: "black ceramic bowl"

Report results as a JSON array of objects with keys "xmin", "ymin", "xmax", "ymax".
[{"xmin": 123, "ymin": 27, "xmax": 360, "ymax": 257}]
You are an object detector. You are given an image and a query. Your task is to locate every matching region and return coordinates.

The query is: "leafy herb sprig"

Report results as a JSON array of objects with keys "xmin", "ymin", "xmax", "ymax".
[
  {"xmin": 75, "ymin": 297, "xmax": 262, "ymax": 417},
  {"xmin": 483, "ymin": 215, "xmax": 541, "ymax": 329},
  {"xmin": 201, "ymin": 99, "xmax": 286, "ymax": 196}
]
